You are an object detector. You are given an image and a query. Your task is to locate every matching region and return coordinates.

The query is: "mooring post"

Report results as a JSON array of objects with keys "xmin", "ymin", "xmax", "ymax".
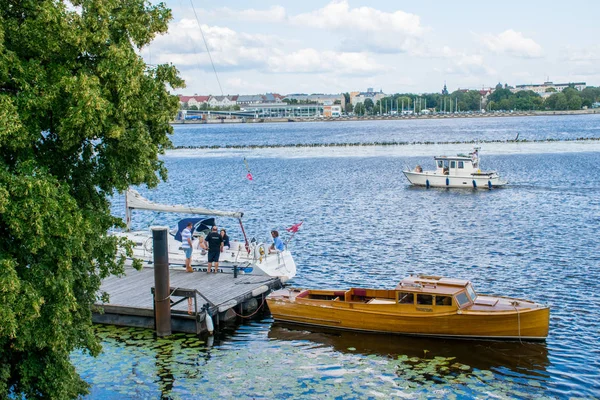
[{"xmin": 152, "ymin": 226, "xmax": 171, "ymax": 337}]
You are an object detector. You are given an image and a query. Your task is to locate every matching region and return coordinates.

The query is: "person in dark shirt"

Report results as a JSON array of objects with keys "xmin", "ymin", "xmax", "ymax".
[
  {"xmin": 220, "ymin": 228, "xmax": 230, "ymax": 250},
  {"xmin": 205, "ymin": 225, "xmax": 223, "ymax": 273}
]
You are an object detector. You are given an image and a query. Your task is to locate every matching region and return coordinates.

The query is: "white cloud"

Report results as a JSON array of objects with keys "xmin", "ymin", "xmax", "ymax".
[
  {"xmin": 224, "ymin": 77, "xmax": 269, "ymax": 93},
  {"xmin": 148, "ymin": 19, "xmax": 281, "ymax": 70},
  {"xmin": 147, "ymin": 19, "xmax": 383, "ymax": 77},
  {"xmin": 480, "ymin": 29, "xmax": 543, "ymax": 58},
  {"xmin": 268, "ymin": 49, "xmax": 383, "ymax": 75},
  {"xmin": 562, "ymin": 45, "xmax": 600, "ymax": 62},
  {"xmin": 291, "ymin": 0, "xmax": 427, "ymax": 53},
  {"xmin": 440, "ymin": 48, "xmax": 495, "ymax": 76},
  {"xmin": 206, "ymin": 6, "xmax": 287, "ymax": 22}
]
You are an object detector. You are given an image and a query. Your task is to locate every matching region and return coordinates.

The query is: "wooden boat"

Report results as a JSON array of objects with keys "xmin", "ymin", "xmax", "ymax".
[
  {"xmin": 402, "ymin": 147, "xmax": 507, "ymax": 189},
  {"xmin": 266, "ymin": 275, "xmax": 549, "ymax": 341}
]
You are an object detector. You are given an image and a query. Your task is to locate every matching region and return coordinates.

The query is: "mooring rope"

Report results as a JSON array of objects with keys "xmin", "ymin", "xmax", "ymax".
[
  {"xmin": 229, "ymin": 295, "xmax": 267, "ymax": 319},
  {"xmin": 512, "ymin": 302, "xmax": 523, "ymax": 344},
  {"xmin": 156, "ymin": 287, "xmax": 181, "ymax": 303}
]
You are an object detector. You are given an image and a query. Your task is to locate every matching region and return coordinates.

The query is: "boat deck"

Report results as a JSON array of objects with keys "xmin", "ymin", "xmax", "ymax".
[{"xmin": 93, "ymin": 266, "xmax": 282, "ymax": 334}]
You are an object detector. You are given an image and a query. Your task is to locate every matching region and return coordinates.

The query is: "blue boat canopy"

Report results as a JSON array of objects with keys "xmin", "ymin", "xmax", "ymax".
[{"xmin": 173, "ymin": 217, "xmax": 215, "ymax": 242}]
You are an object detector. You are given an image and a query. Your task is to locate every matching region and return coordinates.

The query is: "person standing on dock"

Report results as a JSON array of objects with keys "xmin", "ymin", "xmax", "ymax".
[
  {"xmin": 205, "ymin": 225, "xmax": 224, "ymax": 273},
  {"xmin": 182, "ymin": 222, "xmax": 194, "ymax": 273}
]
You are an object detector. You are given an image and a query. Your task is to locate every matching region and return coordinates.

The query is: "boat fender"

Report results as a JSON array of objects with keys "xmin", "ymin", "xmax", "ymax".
[
  {"xmin": 205, "ymin": 311, "xmax": 214, "ymax": 335},
  {"xmin": 446, "ymin": 177, "xmax": 449, "ymax": 186},
  {"xmin": 472, "ymin": 180, "xmax": 477, "ymax": 188},
  {"xmin": 426, "ymin": 179, "xmax": 430, "ymax": 189},
  {"xmin": 488, "ymin": 180, "xmax": 492, "ymax": 189}
]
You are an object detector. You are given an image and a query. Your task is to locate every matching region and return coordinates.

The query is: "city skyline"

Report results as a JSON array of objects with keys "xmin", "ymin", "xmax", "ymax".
[{"xmin": 145, "ymin": 0, "xmax": 600, "ymax": 95}]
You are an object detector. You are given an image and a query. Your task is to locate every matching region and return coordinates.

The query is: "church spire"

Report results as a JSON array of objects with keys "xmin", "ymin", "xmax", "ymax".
[{"xmin": 442, "ymin": 81, "xmax": 448, "ymax": 96}]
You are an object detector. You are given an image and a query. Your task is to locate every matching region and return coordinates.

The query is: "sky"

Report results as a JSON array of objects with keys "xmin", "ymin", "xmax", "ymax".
[{"xmin": 144, "ymin": 0, "xmax": 600, "ymax": 96}]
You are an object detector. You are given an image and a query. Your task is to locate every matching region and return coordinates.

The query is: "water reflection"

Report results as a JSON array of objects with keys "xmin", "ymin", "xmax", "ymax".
[{"xmin": 268, "ymin": 322, "xmax": 550, "ymax": 381}]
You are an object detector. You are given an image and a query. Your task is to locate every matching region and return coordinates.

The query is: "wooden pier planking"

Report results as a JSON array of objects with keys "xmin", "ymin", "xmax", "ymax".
[{"xmin": 93, "ymin": 266, "xmax": 282, "ymax": 333}]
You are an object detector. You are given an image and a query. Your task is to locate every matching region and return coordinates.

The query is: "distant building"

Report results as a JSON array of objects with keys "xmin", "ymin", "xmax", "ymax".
[
  {"xmin": 208, "ymin": 95, "xmax": 238, "ymax": 108},
  {"xmin": 592, "ymin": 102, "xmax": 600, "ymax": 109},
  {"xmin": 323, "ymin": 105, "xmax": 342, "ymax": 118},
  {"xmin": 350, "ymin": 88, "xmax": 386, "ymax": 106},
  {"xmin": 513, "ymin": 81, "xmax": 586, "ymax": 98},
  {"xmin": 241, "ymin": 103, "xmax": 342, "ymax": 118},
  {"xmin": 442, "ymin": 83, "xmax": 449, "ymax": 96},
  {"xmin": 283, "ymin": 93, "xmax": 345, "ymax": 108},
  {"xmin": 178, "ymin": 95, "xmax": 209, "ymax": 108},
  {"xmin": 236, "ymin": 93, "xmax": 283, "ymax": 105}
]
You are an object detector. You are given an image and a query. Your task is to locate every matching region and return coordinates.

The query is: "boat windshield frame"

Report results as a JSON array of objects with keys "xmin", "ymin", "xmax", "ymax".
[
  {"xmin": 466, "ymin": 284, "xmax": 478, "ymax": 302},
  {"xmin": 454, "ymin": 291, "xmax": 471, "ymax": 308}
]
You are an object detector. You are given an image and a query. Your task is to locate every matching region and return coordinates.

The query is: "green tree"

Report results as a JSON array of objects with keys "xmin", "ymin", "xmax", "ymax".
[
  {"xmin": 580, "ymin": 87, "xmax": 600, "ymax": 108},
  {"xmin": 488, "ymin": 88, "xmax": 513, "ymax": 104},
  {"xmin": 354, "ymin": 102, "xmax": 366, "ymax": 116},
  {"xmin": 363, "ymin": 98, "xmax": 374, "ymax": 115},
  {"xmin": 568, "ymin": 96, "xmax": 582, "ymax": 110},
  {"xmin": 0, "ymin": 1, "xmax": 183, "ymax": 398},
  {"xmin": 561, "ymin": 87, "xmax": 579, "ymax": 101},
  {"xmin": 342, "ymin": 92, "xmax": 350, "ymax": 105},
  {"xmin": 345, "ymin": 102, "xmax": 354, "ymax": 114}
]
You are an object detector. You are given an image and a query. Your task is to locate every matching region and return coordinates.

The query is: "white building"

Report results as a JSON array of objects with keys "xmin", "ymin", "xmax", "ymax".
[
  {"xmin": 178, "ymin": 95, "xmax": 209, "ymax": 108},
  {"xmin": 350, "ymin": 88, "xmax": 386, "ymax": 106},
  {"xmin": 283, "ymin": 93, "xmax": 345, "ymax": 108},
  {"xmin": 208, "ymin": 95, "xmax": 238, "ymax": 108},
  {"xmin": 241, "ymin": 103, "xmax": 341, "ymax": 118},
  {"xmin": 513, "ymin": 81, "xmax": 586, "ymax": 98}
]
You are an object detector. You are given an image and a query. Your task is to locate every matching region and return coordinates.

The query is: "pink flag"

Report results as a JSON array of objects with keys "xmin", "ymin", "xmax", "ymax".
[
  {"xmin": 246, "ymin": 173, "xmax": 253, "ymax": 181},
  {"xmin": 286, "ymin": 221, "xmax": 303, "ymax": 233}
]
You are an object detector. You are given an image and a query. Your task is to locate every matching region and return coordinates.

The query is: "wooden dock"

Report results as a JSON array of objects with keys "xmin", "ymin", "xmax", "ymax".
[{"xmin": 93, "ymin": 266, "xmax": 282, "ymax": 334}]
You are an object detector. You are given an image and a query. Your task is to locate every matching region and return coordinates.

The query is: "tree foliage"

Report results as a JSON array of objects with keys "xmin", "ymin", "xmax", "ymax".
[
  {"xmin": 363, "ymin": 98, "xmax": 374, "ymax": 113},
  {"xmin": 0, "ymin": 0, "xmax": 183, "ymax": 398}
]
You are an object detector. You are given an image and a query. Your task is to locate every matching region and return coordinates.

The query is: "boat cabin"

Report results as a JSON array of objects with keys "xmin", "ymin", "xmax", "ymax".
[
  {"xmin": 434, "ymin": 154, "xmax": 478, "ymax": 176},
  {"xmin": 394, "ymin": 275, "xmax": 477, "ymax": 310},
  {"xmin": 293, "ymin": 275, "xmax": 480, "ymax": 312}
]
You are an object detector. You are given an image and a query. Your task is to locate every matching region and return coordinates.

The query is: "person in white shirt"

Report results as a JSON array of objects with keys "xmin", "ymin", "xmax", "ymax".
[{"xmin": 181, "ymin": 222, "xmax": 194, "ymax": 273}]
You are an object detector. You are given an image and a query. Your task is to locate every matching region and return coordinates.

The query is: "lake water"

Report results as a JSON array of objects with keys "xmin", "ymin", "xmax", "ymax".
[{"xmin": 74, "ymin": 115, "xmax": 600, "ymax": 399}]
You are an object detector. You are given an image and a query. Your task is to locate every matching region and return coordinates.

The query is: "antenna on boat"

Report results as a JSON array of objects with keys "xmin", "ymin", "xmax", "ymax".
[{"xmin": 189, "ymin": 0, "xmax": 224, "ymax": 96}]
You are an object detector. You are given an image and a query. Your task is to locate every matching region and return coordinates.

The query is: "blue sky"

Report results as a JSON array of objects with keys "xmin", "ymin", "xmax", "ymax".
[{"xmin": 145, "ymin": 0, "xmax": 600, "ymax": 96}]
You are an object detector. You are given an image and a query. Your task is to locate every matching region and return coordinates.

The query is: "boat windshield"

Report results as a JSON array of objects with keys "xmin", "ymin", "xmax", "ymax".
[
  {"xmin": 455, "ymin": 291, "xmax": 471, "ymax": 308},
  {"xmin": 466, "ymin": 284, "xmax": 478, "ymax": 302}
]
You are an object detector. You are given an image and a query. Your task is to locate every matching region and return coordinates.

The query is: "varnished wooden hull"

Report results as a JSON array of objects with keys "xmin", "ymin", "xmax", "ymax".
[{"xmin": 267, "ymin": 292, "xmax": 549, "ymax": 341}]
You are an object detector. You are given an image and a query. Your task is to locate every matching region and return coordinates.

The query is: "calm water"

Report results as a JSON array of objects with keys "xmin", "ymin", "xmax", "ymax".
[{"xmin": 74, "ymin": 115, "xmax": 600, "ymax": 399}]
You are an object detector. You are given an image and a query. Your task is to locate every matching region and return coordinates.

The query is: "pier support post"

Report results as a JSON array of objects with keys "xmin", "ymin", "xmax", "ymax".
[{"xmin": 152, "ymin": 226, "xmax": 171, "ymax": 337}]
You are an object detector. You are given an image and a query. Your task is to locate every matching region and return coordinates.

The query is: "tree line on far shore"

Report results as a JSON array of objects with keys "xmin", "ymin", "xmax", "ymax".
[{"xmin": 345, "ymin": 84, "xmax": 600, "ymax": 115}]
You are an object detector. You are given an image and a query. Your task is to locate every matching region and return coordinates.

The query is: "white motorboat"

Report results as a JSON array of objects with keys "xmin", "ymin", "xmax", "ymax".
[
  {"xmin": 402, "ymin": 148, "xmax": 507, "ymax": 189},
  {"xmin": 113, "ymin": 189, "xmax": 297, "ymax": 281}
]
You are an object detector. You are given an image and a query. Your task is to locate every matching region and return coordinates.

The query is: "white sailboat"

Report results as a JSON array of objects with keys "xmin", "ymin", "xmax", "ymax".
[{"xmin": 113, "ymin": 189, "xmax": 297, "ymax": 281}]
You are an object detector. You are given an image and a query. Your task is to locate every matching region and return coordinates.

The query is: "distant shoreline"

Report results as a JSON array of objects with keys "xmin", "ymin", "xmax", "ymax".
[{"xmin": 171, "ymin": 109, "xmax": 599, "ymax": 125}]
